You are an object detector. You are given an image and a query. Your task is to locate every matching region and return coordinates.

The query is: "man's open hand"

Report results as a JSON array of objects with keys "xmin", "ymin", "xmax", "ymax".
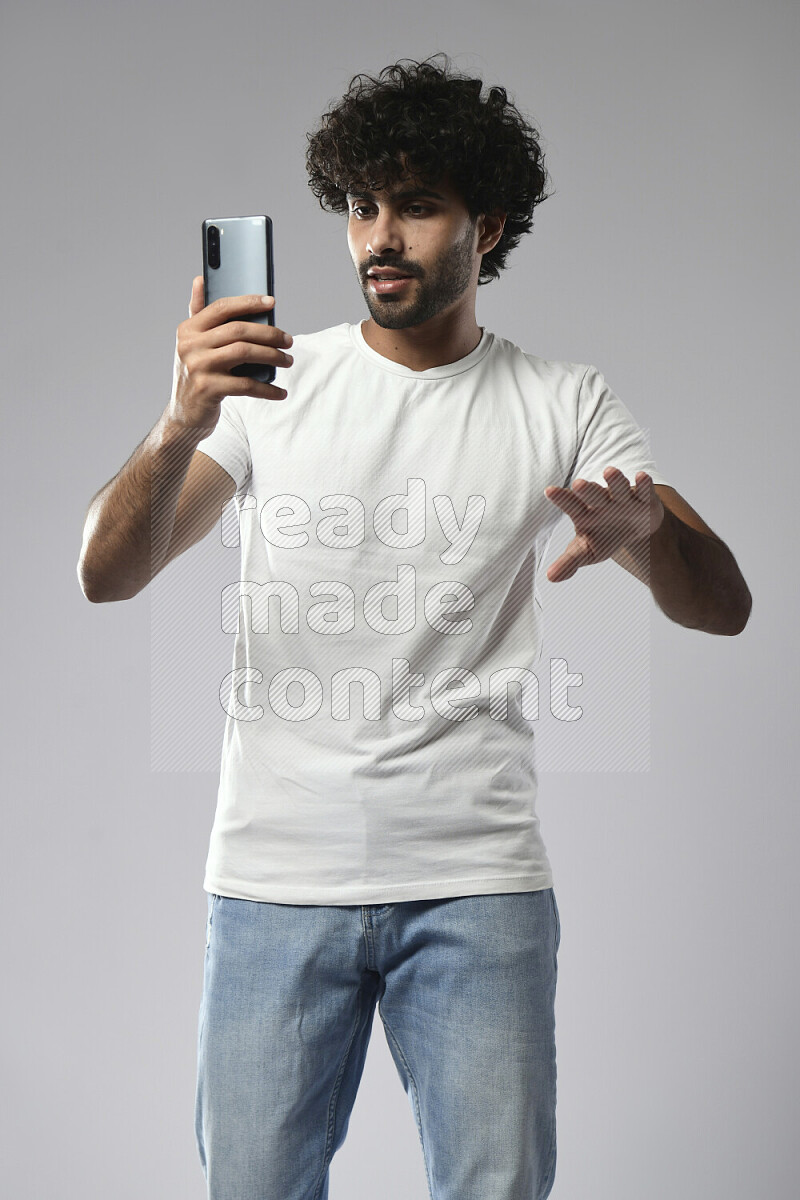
[{"xmin": 543, "ymin": 467, "xmax": 665, "ymax": 582}]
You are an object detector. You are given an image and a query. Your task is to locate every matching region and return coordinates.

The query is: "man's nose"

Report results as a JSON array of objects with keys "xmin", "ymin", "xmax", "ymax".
[{"xmin": 366, "ymin": 208, "xmax": 403, "ymax": 258}]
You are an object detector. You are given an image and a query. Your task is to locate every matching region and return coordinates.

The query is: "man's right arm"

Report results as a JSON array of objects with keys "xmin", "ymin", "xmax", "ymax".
[
  {"xmin": 76, "ymin": 279, "xmax": 293, "ymax": 603},
  {"xmin": 77, "ymin": 414, "xmax": 235, "ymax": 603}
]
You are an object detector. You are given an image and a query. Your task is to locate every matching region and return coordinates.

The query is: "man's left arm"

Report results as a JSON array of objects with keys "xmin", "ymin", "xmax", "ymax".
[
  {"xmin": 615, "ymin": 482, "xmax": 752, "ymax": 635},
  {"xmin": 543, "ymin": 470, "xmax": 752, "ymax": 636}
]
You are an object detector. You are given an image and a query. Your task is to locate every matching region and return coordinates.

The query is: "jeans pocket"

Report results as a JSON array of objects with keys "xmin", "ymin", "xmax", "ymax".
[{"xmin": 205, "ymin": 894, "xmax": 219, "ymax": 952}]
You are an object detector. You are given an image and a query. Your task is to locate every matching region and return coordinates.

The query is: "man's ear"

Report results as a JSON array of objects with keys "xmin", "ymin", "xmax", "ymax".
[{"xmin": 479, "ymin": 210, "xmax": 507, "ymax": 252}]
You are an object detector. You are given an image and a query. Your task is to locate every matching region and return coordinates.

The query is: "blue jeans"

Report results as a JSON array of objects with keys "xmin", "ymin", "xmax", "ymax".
[{"xmin": 195, "ymin": 888, "xmax": 561, "ymax": 1199}]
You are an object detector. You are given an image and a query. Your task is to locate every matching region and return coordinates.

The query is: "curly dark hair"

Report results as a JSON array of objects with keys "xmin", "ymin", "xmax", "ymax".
[{"xmin": 305, "ymin": 53, "xmax": 553, "ymax": 285}]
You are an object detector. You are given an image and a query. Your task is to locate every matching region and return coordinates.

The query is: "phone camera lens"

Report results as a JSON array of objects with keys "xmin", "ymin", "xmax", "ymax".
[{"xmin": 207, "ymin": 225, "xmax": 221, "ymax": 270}]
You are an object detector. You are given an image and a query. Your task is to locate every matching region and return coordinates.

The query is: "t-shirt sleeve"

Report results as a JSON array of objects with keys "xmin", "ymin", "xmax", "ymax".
[
  {"xmin": 566, "ymin": 364, "xmax": 671, "ymax": 488},
  {"xmin": 194, "ymin": 396, "xmax": 252, "ymax": 496}
]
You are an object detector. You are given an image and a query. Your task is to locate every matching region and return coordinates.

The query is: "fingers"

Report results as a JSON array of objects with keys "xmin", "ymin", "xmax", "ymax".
[
  {"xmin": 543, "ymin": 470, "xmax": 651, "ymax": 583},
  {"xmin": 204, "ymin": 319, "xmax": 293, "ymax": 356},
  {"xmin": 189, "ymin": 275, "xmax": 204, "ymax": 318},
  {"xmin": 573, "ymin": 479, "xmax": 610, "ymax": 507},
  {"xmin": 545, "ymin": 470, "xmax": 637, "ymax": 515},
  {"xmin": 173, "ymin": 282, "xmax": 295, "ymax": 423},
  {"xmin": 212, "ymin": 339, "xmax": 294, "ymax": 374},
  {"xmin": 203, "ymin": 372, "xmax": 289, "ymax": 402},
  {"xmin": 632, "ymin": 471, "xmax": 652, "ymax": 500},
  {"xmin": 186, "ymin": 279, "xmax": 292, "ymax": 347},
  {"xmin": 603, "ymin": 466, "xmax": 634, "ymax": 502},
  {"xmin": 546, "ymin": 537, "xmax": 592, "ymax": 582},
  {"xmin": 192, "ymin": 291, "xmax": 277, "ymax": 332},
  {"xmin": 543, "ymin": 484, "xmax": 587, "ymax": 523},
  {"xmin": 544, "ymin": 478, "xmax": 608, "ymax": 520},
  {"xmin": 183, "ymin": 283, "xmax": 294, "ymax": 375}
]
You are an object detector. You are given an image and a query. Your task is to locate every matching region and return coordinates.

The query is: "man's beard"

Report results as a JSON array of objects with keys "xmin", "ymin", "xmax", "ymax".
[{"xmin": 362, "ymin": 220, "xmax": 476, "ymax": 329}]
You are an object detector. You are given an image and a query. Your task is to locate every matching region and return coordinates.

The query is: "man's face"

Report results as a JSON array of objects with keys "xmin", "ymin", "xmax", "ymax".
[{"xmin": 346, "ymin": 170, "xmax": 482, "ymax": 329}]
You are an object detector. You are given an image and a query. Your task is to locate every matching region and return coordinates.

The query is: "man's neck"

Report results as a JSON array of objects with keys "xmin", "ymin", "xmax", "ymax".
[{"xmin": 359, "ymin": 317, "xmax": 484, "ymax": 373}]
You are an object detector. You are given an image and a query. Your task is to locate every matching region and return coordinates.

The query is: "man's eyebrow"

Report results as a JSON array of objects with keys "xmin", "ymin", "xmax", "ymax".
[{"xmin": 346, "ymin": 187, "xmax": 446, "ymax": 203}]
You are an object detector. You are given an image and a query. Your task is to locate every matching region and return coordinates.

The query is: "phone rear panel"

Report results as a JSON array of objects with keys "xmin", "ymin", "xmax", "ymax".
[{"xmin": 202, "ymin": 215, "xmax": 274, "ymax": 381}]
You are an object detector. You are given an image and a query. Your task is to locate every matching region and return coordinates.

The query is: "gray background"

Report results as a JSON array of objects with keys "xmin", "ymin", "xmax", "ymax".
[{"xmin": 2, "ymin": 0, "xmax": 797, "ymax": 1196}]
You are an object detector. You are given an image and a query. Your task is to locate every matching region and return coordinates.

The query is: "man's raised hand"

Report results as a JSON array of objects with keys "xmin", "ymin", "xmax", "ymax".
[
  {"xmin": 168, "ymin": 276, "xmax": 294, "ymax": 436},
  {"xmin": 542, "ymin": 467, "xmax": 665, "ymax": 582}
]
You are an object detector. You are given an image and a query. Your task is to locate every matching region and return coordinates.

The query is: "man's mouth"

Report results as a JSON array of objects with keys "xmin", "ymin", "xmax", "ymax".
[{"xmin": 368, "ymin": 273, "xmax": 414, "ymax": 294}]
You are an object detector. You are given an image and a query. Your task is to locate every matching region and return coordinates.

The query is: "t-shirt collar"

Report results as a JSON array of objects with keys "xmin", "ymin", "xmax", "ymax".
[{"xmin": 350, "ymin": 320, "xmax": 494, "ymax": 379}]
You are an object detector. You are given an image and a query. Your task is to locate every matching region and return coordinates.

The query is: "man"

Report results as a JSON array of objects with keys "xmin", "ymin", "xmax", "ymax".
[{"xmin": 77, "ymin": 54, "xmax": 751, "ymax": 1200}]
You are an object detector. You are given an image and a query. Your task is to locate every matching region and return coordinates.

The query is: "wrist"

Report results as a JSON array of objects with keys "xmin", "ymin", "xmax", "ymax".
[
  {"xmin": 620, "ymin": 496, "xmax": 669, "ymax": 558},
  {"xmin": 157, "ymin": 408, "xmax": 213, "ymax": 455}
]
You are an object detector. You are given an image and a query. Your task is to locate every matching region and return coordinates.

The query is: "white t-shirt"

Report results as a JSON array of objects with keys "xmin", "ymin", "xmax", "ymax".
[{"xmin": 194, "ymin": 320, "xmax": 670, "ymax": 905}]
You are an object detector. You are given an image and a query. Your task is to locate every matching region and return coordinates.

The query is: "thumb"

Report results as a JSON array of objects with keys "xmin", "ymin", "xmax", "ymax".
[{"xmin": 189, "ymin": 275, "xmax": 205, "ymax": 318}]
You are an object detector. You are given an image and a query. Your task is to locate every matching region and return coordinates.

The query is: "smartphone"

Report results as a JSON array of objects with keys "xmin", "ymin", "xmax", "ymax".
[{"xmin": 202, "ymin": 215, "xmax": 275, "ymax": 383}]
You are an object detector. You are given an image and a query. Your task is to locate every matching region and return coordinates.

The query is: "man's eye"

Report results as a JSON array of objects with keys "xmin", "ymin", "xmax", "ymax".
[{"xmin": 349, "ymin": 204, "xmax": 430, "ymax": 217}]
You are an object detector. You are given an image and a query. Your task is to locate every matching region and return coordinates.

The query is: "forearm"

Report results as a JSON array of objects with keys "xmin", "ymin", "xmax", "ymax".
[
  {"xmin": 613, "ymin": 504, "xmax": 752, "ymax": 635},
  {"xmin": 77, "ymin": 409, "xmax": 206, "ymax": 603}
]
